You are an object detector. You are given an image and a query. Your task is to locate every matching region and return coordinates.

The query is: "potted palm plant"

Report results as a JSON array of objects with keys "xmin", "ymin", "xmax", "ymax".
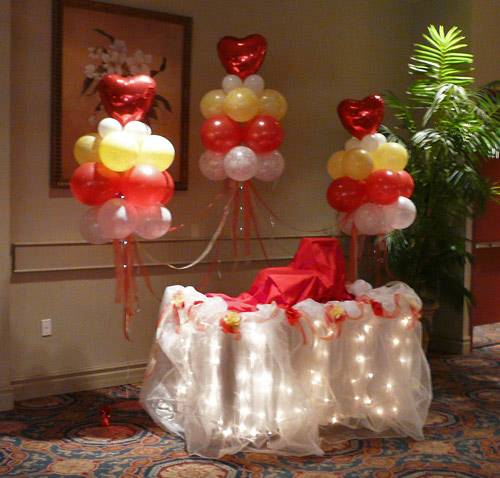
[{"xmin": 382, "ymin": 25, "xmax": 499, "ymax": 351}]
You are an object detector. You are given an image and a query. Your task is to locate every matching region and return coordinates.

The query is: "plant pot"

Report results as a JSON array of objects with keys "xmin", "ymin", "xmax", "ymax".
[{"xmin": 421, "ymin": 300, "xmax": 439, "ymax": 354}]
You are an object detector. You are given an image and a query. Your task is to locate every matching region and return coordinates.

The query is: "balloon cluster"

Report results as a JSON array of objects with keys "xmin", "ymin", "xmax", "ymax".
[
  {"xmin": 70, "ymin": 75, "xmax": 175, "ymax": 243},
  {"xmin": 199, "ymin": 34, "xmax": 287, "ymax": 183},
  {"xmin": 326, "ymin": 94, "xmax": 416, "ymax": 235}
]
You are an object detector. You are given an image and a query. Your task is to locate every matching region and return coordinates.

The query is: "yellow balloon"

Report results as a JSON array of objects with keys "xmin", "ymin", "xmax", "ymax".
[
  {"xmin": 372, "ymin": 142, "xmax": 408, "ymax": 171},
  {"xmin": 98, "ymin": 131, "xmax": 139, "ymax": 172},
  {"xmin": 137, "ymin": 135, "xmax": 175, "ymax": 171},
  {"xmin": 259, "ymin": 89, "xmax": 287, "ymax": 119},
  {"xmin": 342, "ymin": 149, "xmax": 374, "ymax": 180},
  {"xmin": 74, "ymin": 133, "xmax": 100, "ymax": 165},
  {"xmin": 200, "ymin": 89, "xmax": 226, "ymax": 118},
  {"xmin": 327, "ymin": 151, "xmax": 345, "ymax": 179},
  {"xmin": 222, "ymin": 87, "xmax": 259, "ymax": 122}
]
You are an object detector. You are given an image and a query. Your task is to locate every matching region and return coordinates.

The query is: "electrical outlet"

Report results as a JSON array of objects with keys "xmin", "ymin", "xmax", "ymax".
[{"xmin": 41, "ymin": 319, "xmax": 52, "ymax": 337}]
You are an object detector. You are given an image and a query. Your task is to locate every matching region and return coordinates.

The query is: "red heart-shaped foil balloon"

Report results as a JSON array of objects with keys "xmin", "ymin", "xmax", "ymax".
[
  {"xmin": 337, "ymin": 94, "xmax": 384, "ymax": 140},
  {"xmin": 98, "ymin": 74, "xmax": 157, "ymax": 125},
  {"xmin": 217, "ymin": 34, "xmax": 267, "ymax": 79}
]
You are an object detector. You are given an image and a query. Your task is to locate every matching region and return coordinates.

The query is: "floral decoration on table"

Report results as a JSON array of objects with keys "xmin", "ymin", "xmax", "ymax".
[{"xmin": 82, "ymin": 29, "xmax": 171, "ymax": 125}]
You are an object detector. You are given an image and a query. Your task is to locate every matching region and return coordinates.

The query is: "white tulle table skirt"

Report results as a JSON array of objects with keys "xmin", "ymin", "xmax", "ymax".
[{"xmin": 140, "ymin": 280, "xmax": 432, "ymax": 458}]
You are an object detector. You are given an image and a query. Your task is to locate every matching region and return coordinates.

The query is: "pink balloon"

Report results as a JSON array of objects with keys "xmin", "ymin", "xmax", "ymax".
[
  {"xmin": 255, "ymin": 150, "xmax": 285, "ymax": 181},
  {"xmin": 134, "ymin": 205, "xmax": 172, "ymax": 240},
  {"xmin": 223, "ymin": 146, "xmax": 258, "ymax": 181},
  {"xmin": 354, "ymin": 202, "xmax": 389, "ymax": 235},
  {"xmin": 97, "ymin": 198, "xmax": 138, "ymax": 240},
  {"xmin": 383, "ymin": 196, "xmax": 416, "ymax": 230},
  {"xmin": 199, "ymin": 150, "xmax": 227, "ymax": 181},
  {"xmin": 79, "ymin": 207, "xmax": 108, "ymax": 244}
]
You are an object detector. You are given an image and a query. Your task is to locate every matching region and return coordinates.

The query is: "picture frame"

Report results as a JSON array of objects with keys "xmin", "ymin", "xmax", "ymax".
[{"xmin": 50, "ymin": 0, "xmax": 192, "ymax": 190}]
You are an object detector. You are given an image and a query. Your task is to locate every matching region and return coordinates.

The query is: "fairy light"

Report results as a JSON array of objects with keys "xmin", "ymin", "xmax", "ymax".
[
  {"xmin": 177, "ymin": 384, "xmax": 187, "ymax": 395},
  {"xmin": 401, "ymin": 317, "xmax": 410, "ymax": 327},
  {"xmin": 392, "ymin": 337, "xmax": 401, "ymax": 347},
  {"xmin": 210, "ymin": 356, "xmax": 220, "ymax": 366},
  {"xmin": 240, "ymin": 406, "xmax": 250, "ymax": 417},
  {"xmin": 375, "ymin": 406, "xmax": 384, "ymax": 416},
  {"xmin": 366, "ymin": 372, "xmax": 374, "ymax": 379},
  {"xmin": 363, "ymin": 396, "xmax": 372, "ymax": 405},
  {"xmin": 276, "ymin": 410, "xmax": 284, "ymax": 422},
  {"xmin": 355, "ymin": 354, "xmax": 366, "ymax": 364},
  {"xmin": 354, "ymin": 395, "xmax": 360, "ymax": 401},
  {"xmin": 355, "ymin": 334, "xmax": 366, "ymax": 343},
  {"xmin": 392, "ymin": 406, "xmax": 399, "ymax": 413},
  {"xmin": 350, "ymin": 378, "xmax": 358, "ymax": 384},
  {"xmin": 331, "ymin": 415, "xmax": 338, "ymax": 424},
  {"xmin": 363, "ymin": 324, "xmax": 372, "ymax": 334},
  {"xmin": 314, "ymin": 319, "xmax": 322, "ymax": 328},
  {"xmin": 260, "ymin": 372, "xmax": 273, "ymax": 392},
  {"xmin": 222, "ymin": 428, "xmax": 232, "ymax": 437},
  {"xmin": 294, "ymin": 407, "xmax": 303, "ymax": 414},
  {"xmin": 311, "ymin": 372, "xmax": 322, "ymax": 385},
  {"xmin": 257, "ymin": 411, "xmax": 265, "ymax": 419},
  {"xmin": 399, "ymin": 356, "xmax": 408, "ymax": 364},
  {"xmin": 239, "ymin": 391, "xmax": 249, "ymax": 401},
  {"xmin": 323, "ymin": 397, "xmax": 331, "ymax": 403},
  {"xmin": 249, "ymin": 427, "xmax": 258, "ymax": 437},
  {"xmin": 386, "ymin": 381, "xmax": 393, "ymax": 391},
  {"xmin": 249, "ymin": 352, "xmax": 257, "ymax": 368},
  {"xmin": 238, "ymin": 369, "xmax": 250, "ymax": 382}
]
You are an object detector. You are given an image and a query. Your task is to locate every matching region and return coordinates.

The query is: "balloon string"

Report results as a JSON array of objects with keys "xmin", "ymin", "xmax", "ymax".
[
  {"xmin": 248, "ymin": 182, "xmax": 333, "ymax": 235},
  {"xmin": 138, "ymin": 190, "xmax": 236, "ymax": 271},
  {"xmin": 349, "ymin": 225, "xmax": 359, "ymax": 282},
  {"xmin": 243, "ymin": 181, "xmax": 253, "ymax": 256},
  {"xmin": 231, "ymin": 181, "xmax": 241, "ymax": 257},
  {"xmin": 132, "ymin": 238, "xmax": 161, "ymax": 302},
  {"xmin": 248, "ymin": 187, "xmax": 270, "ymax": 263}
]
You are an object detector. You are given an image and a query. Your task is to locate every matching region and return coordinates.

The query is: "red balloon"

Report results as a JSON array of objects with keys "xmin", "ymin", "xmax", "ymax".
[
  {"xmin": 242, "ymin": 115, "xmax": 284, "ymax": 153},
  {"xmin": 337, "ymin": 94, "xmax": 384, "ymax": 140},
  {"xmin": 397, "ymin": 170, "xmax": 415, "ymax": 198},
  {"xmin": 200, "ymin": 115, "xmax": 242, "ymax": 153},
  {"xmin": 162, "ymin": 171, "xmax": 175, "ymax": 204},
  {"xmin": 327, "ymin": 177, "xmax": 367, "ymax": 212},
  {"xmin": 98, "ymin": 74, "xmax": 156, "ymax": 125},
  {"xmin": 366, "ymin": 169, "xmax": 401, "ymax": 205},
  {"xmin": 121, "ymin": 164, "xmax": 167, "ymax": 207},
  {"xmin": 217, "ymin": 34, "xmax": 268, "ymax": 79},
  {"xmin": 70, "ymin": 162, "xmax": 121, "ymax": 206}
]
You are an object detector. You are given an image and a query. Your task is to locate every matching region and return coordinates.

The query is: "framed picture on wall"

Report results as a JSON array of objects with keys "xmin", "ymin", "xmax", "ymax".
[{"xmin": 50, "ymin": 0, "xmax": 192, "ymax": 190}]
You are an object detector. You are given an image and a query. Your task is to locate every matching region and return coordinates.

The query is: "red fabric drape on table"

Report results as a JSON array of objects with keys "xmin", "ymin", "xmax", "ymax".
[{"xmin": 208, "ymin": 237, "xmax": 351, "ymax": 311}]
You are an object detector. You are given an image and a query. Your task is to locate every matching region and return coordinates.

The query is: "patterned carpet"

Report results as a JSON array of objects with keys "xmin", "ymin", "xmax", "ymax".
[{"xmin": 1, "ymin": 346, "xmax": 499, "ymax": 477}]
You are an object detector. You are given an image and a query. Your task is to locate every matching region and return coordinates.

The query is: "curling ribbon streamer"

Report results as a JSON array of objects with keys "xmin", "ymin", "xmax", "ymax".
[{"xmin": 349, "ymin": 225, "xmax": 359, "ymax": 283}]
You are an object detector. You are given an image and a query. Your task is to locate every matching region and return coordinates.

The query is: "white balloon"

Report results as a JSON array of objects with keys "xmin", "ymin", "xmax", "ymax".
[
  {"xmin": 383, "ymin": 196, "xmax": 416, "ymax": 230},
  {"xmin": 255, "ymin": 150, "xmax": 285, "ymax": 181},
  {"xmin": 344, "ymin": 137, "xmax": 361, "ymax": 150},
  {"xmin": 199, "ymin": 150, "xmax": 227, "ymax": 181},
  {"xmin": 243, "ymin": 74, "xmax": 265, "ymax": 95},
  {"xmin": 338, "ymin": 212, "xmax": 354, "ymax": 235},
  {"xmin": 354, "ymin": 203, "xmax": 388, "ymax": 235},
  {"xmin": 134, "ymin": 205, "xmax": 172, "ymax": 240},
  {"xmin": 97, "ymin": 198, "xmax": 138, "ymax": 240},
  {"xmin": 359, "ymin": 133, "xmax": 387, "ymax": 152},
  {"xmin": 124, "ymin": 121, "xmax": 150, "ymax": 139},
  {"xmin": 79, "ymin": 207, "xmax": 108, "ymax": 244},
  {"xmin": 223, "ymin": 146, "xmax": 258, "ymax": 182},
  {"xmin": 98, "ymin": 117, "xmax": 122, "ymax": 138},
  {"xmin": 222, "ymin": 74, "xmax": 243, "ymax": 93}
]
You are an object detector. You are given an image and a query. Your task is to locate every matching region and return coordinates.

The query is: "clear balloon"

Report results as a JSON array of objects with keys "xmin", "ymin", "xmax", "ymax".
[
  {"xmin": 74, "ymin": 133, "xmax": 100, "ymax": 165},
  {"xmin": 383, "ymin": 196, "xmax": 416, "ymax": 229},
  {"xmin": 124, "ymin": 121, "xmax": 150, "ymax": 139},
  {"xmin": 372, "ymin": 142, "xmax": 408, "ymax": 171},
  {"xmin": 359, "ymin": 133, "xmax": 386, "ymax": 152},
  {"xmin": 79, "ymin": 207, "xmax": 108, "ymax": 244},
  {"xmin": 344, "ymin": 137, "xmax": 361, "ymax": 151},
  {"xmin": 222, "ymin": 74, "xmax": 243, "ymax": 93},
  {"xmin": 97, "ymin": 117, "xmax": 122, "ymax": 138},
  {"xmin": 97, "ymin": 198, "xmax": 138, "ymax": 240},
  {"xmin": 258, "ymin": 89, "xmax": 287, "ymax": 120},
  {"xmin": 243, "ymin": 115, "xmax": 284, "ymax": 153},
  {"xmin": 121, "ymin": 164, "xmax": 168, "ymax": 207},
  {"xmin": 137, "ymin": 135, "xmax": 175, "ymax": 171},
  {"xmin": 134, "ymin": 205, "xmax": 172, "ymax": 240},
  {"xmin": 223, "ymin": 87, "xmax": 260, "ymax": 122},
  {"xmin": 99, "ymin": 131, "xmax": 139, "ymax": 172},
  {"xmin": 255, "ymin": 150, "xmax": 285, "ymax": 181},
  {"xmin": 354, "ymin": 203, "xmax": 388, "ymax": 235},
  {"xmin": 243, "ymin": 74, "xmax": 265, "ymax": 95},
  {"xmin": 200, "ymin": 89, "xmax": 226, "ymax": 118},
  {"xmin": 327, "ymin": 151, "xmax": 345, "ymax": 179},
  {"xmin": 70, "ymin": 162, "xmax": 121, "ymax": 206},
  {"xmin": 223, "ymin": 146, "xmax": 258, "ymax": 181},
  {"xmin": 342, "ymin": 148, "xmax": 374, "ymax": 180},
  {"xmin": 200, "ymin": 115, "xmax": 242, "ymax": 153},
  {"xmin": 199, "ymin": 150, "xmax": 227, "ymax": 181}
]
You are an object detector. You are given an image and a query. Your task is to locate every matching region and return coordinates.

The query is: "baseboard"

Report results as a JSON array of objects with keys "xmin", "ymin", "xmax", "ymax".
[
  {"xmin": 0, "ymin": 386, "xmax": 14, "ymax": 411},
  {"xmin": 430, "ymin": 335, "xmax": 472, "ymax": 355},
  {"xmin": 11, "ymin": 362, "xmax": 147, "ymax": 401}
]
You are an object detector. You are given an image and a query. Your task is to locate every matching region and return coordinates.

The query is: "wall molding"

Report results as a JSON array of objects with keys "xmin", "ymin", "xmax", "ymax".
[
  {"xmin": 12, "ymin": 361, "xmax": 147, "ymax": 401},
  {"xmin": 430, "ymin": 335, "xmax": 472, "ymax": 355}
]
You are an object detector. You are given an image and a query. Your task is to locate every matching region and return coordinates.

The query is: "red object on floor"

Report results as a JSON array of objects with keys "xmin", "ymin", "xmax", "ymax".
[
  {"xmin": 471, "ymin": 159, "xmax": 500, "ymax": 327},
  {"xmin": 209, "ymin": 237, "xmax": 351, "ymax": 311}
]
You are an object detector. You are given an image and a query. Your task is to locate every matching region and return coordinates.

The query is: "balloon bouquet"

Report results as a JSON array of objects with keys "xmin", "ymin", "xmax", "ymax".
[
  {"xmin": 70, "ymin": 74, "xmax": 176, "ymax": 338},
  {"xmin": 326, "ymin": 94, "xmax": 416, "ymax": 278},
  {"xmin": 198, "ymin": 34, "xmax": 287, "ymax": 254}
]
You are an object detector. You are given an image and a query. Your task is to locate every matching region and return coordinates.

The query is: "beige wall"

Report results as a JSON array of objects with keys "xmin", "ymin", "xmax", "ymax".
[
  {"xmin": 4, "ymin": 0, "xmax": 497, "ymax": 402},
  {"xmin": 0, "ymin": 1, "xmax": 13, "ymax": 410}
]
